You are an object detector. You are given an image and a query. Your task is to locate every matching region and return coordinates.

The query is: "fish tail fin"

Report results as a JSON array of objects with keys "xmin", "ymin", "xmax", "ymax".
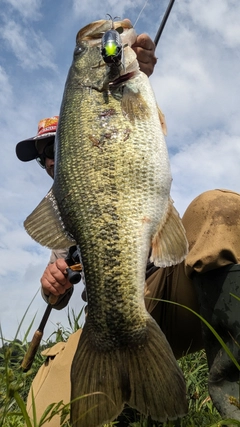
[
  {"xmin": 70, "ymin": 323, "xmax": 124, "ymax": 426},
  {"xmin": 127, "ymin": 316, "xmax": 188, "ymax": 421},
  {"xmin": 70, "ymin": 317, "xmax": 187, "ymax": 426},
  {"xmin": 151, "ymin": 197, "xmax": 189, "ymax": 267}
]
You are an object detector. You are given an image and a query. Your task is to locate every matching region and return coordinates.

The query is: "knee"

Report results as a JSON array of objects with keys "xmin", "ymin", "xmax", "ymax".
[{"xmin": 182, "ymin": 189, "xmax": 240, "ymax": 233}]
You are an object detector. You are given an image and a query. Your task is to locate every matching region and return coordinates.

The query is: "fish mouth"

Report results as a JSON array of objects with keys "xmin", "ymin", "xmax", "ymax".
[{"xmin": 76, "ymin": 19, "xmax": 133, "ymax": 44}]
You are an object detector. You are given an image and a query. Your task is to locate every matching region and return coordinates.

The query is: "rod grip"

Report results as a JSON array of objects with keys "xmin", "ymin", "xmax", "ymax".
[{"xmin": 21, "ymin": 330, "xmax": 43, "ymax": 372}]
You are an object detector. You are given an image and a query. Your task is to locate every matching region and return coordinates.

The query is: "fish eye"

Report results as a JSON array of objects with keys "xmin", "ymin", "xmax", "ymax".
[{"xmin": 74, "ymin": 44, "xmax": 85, "ymax": 58}]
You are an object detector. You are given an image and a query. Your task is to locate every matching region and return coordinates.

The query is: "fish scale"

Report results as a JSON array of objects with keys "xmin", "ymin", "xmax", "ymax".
[
  {"xmin": 24, "ymin": 19, "xmax": 189, "ymax": 427},
  {"xmin": 55, "ymin": 78, "xmax": 164, "ymax": 328}
]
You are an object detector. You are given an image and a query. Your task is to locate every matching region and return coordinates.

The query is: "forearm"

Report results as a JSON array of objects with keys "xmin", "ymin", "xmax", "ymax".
[{"xmin": 49, "ymin": 249, "xmax": 69, "ymax": 263}]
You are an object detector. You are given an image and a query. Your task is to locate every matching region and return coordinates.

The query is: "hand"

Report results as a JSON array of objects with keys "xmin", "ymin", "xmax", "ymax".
[
  {"xmin": 132, "ymin": 33, "xmax": 157, "ymax": 77},
  {"xmin": 41, "ymin": 258, "xmax": 72, "ymax": 297}
]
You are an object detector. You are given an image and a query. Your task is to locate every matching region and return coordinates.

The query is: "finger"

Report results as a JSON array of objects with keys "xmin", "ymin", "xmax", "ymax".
[
  {"xmin": 42, "ymin": 279, "xmax": 67, "ymax": 296},
  {"xmin": 41, "ymin": 267, "xmax": 68, "ymax": 295},
  {"xmin": 47, "ymin": 263, "xmax": 68, "ymax": 285},
  {"xmin": 133, "ymin": 33, "xmax": 155, "ymax": 51}
]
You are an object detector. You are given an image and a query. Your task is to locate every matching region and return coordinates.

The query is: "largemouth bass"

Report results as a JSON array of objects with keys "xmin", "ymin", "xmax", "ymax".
[{"xmin": 24, "ymin": 19, "xmax": 188, "ymax": 427}]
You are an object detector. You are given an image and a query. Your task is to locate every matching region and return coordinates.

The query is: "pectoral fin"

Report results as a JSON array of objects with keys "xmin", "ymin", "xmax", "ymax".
[
  {"xmin": 151, "ymin": 198, "xmax": 188, "ymax": 267},
  {"xmin": 24, "ymin": 187, "xmax": 76, "ymax": 249},
  {"xmin": 121, "ymin": 86, "xmax": 150, "ymax": 122}
]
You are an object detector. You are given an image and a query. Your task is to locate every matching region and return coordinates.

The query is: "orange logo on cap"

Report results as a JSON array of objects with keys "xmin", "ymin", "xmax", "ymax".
[{"xmin": 37, "ymin": 116, "xmax": 59, "ymax": 136}]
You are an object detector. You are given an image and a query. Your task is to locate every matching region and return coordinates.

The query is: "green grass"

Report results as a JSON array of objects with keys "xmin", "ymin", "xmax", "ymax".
[{"xmin": 0, "ymin": 307, "xmax": 239, "ymax": 427}]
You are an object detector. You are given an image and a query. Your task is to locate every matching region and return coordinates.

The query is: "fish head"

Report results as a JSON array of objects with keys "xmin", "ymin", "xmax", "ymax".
[{"xmin": 70, "ymin": 19, "xmax": 139, "ymax": 92}]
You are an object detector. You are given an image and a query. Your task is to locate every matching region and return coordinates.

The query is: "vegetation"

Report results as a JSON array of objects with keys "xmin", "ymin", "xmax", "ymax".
[{"xmin": 0, "ymin": 307, "xmax": 239, "ymax": 427}]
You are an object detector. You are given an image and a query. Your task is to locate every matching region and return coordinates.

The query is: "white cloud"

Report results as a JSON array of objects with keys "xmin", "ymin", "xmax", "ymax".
[
  {"xmin": 71, "ymin": 0, "xmax": 148, "ymax": 22},
  {"xmin": 2, "ymin": 0, "xmax": 42, "ymax": 20},
  {"xmin": 185, "ymin": 0, "xmax": 240, "ymax": 49},
  {"xmin": 0, "ymin": 66, "xmax": 12, "ymax": 97},
  {"xmin": 1, "ymin": 19, "xmax": 57, "ymax": 71},
  {"xmin": 150, "ymin": 0, "xmax": 240, "ymax": 151},
  {"xmin": 0, "ymin": 66, "xmax": 14, "ymax": 117},
  {"xmin": 170, "ymin": 130, "xmax": 240, "ymax": 216}
]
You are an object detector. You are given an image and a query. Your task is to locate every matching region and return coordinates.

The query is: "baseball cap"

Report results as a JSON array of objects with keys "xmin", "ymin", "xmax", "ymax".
[{"xmin": 16, "ymin": 116, "xmax": 59, "ymax": 162}]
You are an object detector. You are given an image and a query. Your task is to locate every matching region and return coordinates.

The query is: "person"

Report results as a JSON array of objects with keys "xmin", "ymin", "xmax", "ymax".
[{"xmin": 16, "ymin": 33, "xmax": 240, "ymax": 427}]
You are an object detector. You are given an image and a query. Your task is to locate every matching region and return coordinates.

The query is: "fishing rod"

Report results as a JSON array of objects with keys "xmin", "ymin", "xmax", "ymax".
[
  {"xmin": 154, "ymin": 0, "xmax": 176, "ymax": 47},
  {"xmin": 21, "ymin": 246, "xmax": 82, "ymax": 372}
]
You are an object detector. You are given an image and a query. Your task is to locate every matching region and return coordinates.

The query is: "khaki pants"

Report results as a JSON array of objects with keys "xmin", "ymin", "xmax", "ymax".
[
  {"xmin": 27, "ymin": 189, "xmax": 240, "ymax": 426},
  {"xmin": 27, "ymin": 330, "xmax": 82, "ymax": 426}
]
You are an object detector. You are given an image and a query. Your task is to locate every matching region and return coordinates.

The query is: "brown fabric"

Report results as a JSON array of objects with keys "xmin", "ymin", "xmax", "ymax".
[
  {"xmin": 49, "ymin": 249, "xmax": 68, "ymax": 264},
  {"xmin": 27, "ymin": 188, "xmax": 240, "ymax": 424},
  {"xmin": 145, "ymin": 262, "xmax": 203, "ymax": 359},
  {"xmin": 27, "ymin": 329, "xmax": 81, "ymax": 426},
  {"xmin": 145, "ymin": 188, "xmax": 240, "ymax": 358},
  {"xmin": 182, "ymin": 189, "xmax": 240, "ymax": 276}
]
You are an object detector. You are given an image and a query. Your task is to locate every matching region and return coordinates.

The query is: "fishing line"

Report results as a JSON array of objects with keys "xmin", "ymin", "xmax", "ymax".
[
  {"xmin": 133, "ymin": 0, "xmax": 149, "ymax": 28},
  {"xmin": 133, "ymin": 0, "xmax": 176, "ymax": 48}
]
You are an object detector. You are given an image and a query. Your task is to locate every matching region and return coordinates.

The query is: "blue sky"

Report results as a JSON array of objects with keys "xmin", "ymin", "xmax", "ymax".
[{"xmin": 0, "ymin": 0, "xmax": 240, "ymax": 340}]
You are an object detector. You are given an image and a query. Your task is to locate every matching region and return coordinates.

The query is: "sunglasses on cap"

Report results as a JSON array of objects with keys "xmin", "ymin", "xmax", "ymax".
[{"xmin": 36, "ymin": 141, "xmax": 55, "ymax": 168}]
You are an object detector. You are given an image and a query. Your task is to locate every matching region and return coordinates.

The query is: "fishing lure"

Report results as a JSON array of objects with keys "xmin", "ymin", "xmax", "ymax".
[{"xmin": 101, "ymin": 15, "xmax": 124, "ymax": 66}]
